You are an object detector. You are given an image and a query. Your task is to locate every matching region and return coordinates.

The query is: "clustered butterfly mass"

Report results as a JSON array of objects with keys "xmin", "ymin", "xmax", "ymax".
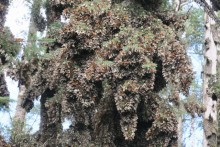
[
  {"xmin": 1, "ymin": 0, "xmax": 206, "ymax": 146},
  {"xmin": 0, "ymin": 0, "xmax": 19, "ymax": 110}
]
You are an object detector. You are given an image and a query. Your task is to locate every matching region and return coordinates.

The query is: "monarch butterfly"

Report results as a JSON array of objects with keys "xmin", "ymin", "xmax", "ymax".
[{"xmin": 15, "ymin": 38, "xmax": 24, "ymax": 42}]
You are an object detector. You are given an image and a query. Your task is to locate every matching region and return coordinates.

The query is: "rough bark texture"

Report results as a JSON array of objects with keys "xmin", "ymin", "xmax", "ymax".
[
  {"xmin": 203, "ymin": 1, "xmax": 218, "ymax": 146},
  {"xmin": 212, "ymin": 11, "xmax": 220, "ymax": 147},
  {"xmin": 217, "ymin": 98, "xmax": 220, "ymax": 146},
  {"xmin": 190, "ymin": 117, "xmax": 195, "ymax": 147},
  {"xmin": 12, "ymin": 85, "xmax": 27, "ymax": 141},
  {"xmin": 178, "ymin": 116, "xmax": 182, "ymax": 147},
  {"xmin": 11, "ymin": 85, "xmax": 33, "ymax": 147}
]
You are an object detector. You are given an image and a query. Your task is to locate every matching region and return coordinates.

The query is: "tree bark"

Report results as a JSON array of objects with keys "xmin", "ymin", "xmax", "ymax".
[
  {"xmin": 217, "ymin": 98, "xmax": 220, "ymax": 146},
  {"xmin": 38, "ymin": 90, "xmax": 62, "ymax": 146},
  {"xmin": 174, "ymin": 0, "xmax": 180, "ymax": 11},
  {"xmin": 12, "ymin": 85, "xmax": 26, "ymax": 141},
  {"xmin": 173, "ymin": 1, "xmax": 183, "ymax": 146},
  {"xmin": 178, "ymin": 116, "xmax": 182, "ymax": 147},
  {"xmin": 203, "ymin": 1, "xmax": 218, "ymax": 146},
  {"xmin": 190, "ymin": 117, "xmax": 195, "ymax": 147},
  {"xmin": 213, "ymin": 13, "xmax": 220, "ymax": 147},
  {"xmin": 12, "ymin": 0, "xmax": 41, "ymax": 142}
]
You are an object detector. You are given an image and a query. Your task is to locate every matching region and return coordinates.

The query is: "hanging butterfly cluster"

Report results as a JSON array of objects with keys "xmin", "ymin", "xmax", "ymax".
[
  {"xmin": 0, "ymin": 0, "xmax": 18, "ymax": 99},
  {"xmin": 210, "ymin": 0, "xmax": 220, "ymax": 11},
  {"xmin": 0, "ymin": 27, "xmax": 19, "ymax": 67},
  {"xmin": 0, "ymin": 0, "xmax": 18, "ymax": 67},
  {"xmin": 0, "ymin": 0, "xmax": 9, "ymax": 28},
  {"xmin": 0, "ymin": 73, "xmax": 8, "ymax": 97},
  {"xmin": 9, "ymin": 0, "xmax": 195, "ymax": 146}
]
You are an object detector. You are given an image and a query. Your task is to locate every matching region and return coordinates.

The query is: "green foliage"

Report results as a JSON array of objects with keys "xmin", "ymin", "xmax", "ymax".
[
  {"xmin": 141, "ymin": 58, "xmax": 157, "ymax": 71},
  {"xmin": 11, "ymin": 119, "xmax": 39, "ymax": 146},
  {"xmin": 24, "ymin": 32, "xmax": 56, "ymax": 61},
  {"xmin": 46, "ymin": 21, "xmax": 63, "ymax": 39},
  {"xmin": 0, "ymin": 100, "xmax": 40, "ymax": 146},
  {"xmin": 0, "ymin": 96, "xmax": 10, "ymax": 110},
  {"xmin": 0, "ymin": 27, "xmax": 19, "ymax": 66},
  {"xmin": 31, "ymin": 0, "xmax": 41, "ymax": 14},
  {"xmin": 34, "ymin": 21, "xmax": 63, "ymax": 58},
  {"xmin": 95, "ymin": 57, "xmax": 114, "ymax": 68},
  {"xmin": 185, "ymin": 8, "xmax": 204, "ymax": 54},
  {"xmin": 213, "ymin": 78, "xmax": 220, "ymax": 96}
]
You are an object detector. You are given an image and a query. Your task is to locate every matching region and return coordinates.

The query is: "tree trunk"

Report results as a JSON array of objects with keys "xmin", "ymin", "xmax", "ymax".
[
  {"xmin": 190, "ymin": 117, "xmax": 195, "ymax": 147},
  {"xmin": 211, "ymin": 9, "xmax": 220, "ymax": 147},
  {"xmin": 173, "ymin": 1, "xmax": 183, "ymax": 146},
  {"xmin": 203, "ymin": 1, "xmax": 218, "ymax": 146},
  {"xmin": 12, "ymin": 0, "xmax": 41, "ymax": 142},
  {"xmin": 217, "ymin": 98, "xmax": 220, "ymax": 146},
  {"xmin": 174, "ymin": 0, "xmax": 180, "ymax": 11},
  {"xmin": 12, "ymin": 85, "xmax": 26, "ymax": 142},
  {"xmin": 178, "ymin": 116, "xmax": 182, "ymax": 147},
  {"xmin": 38, "ymin": 89, "xmax": 62, "ymax": 146}
]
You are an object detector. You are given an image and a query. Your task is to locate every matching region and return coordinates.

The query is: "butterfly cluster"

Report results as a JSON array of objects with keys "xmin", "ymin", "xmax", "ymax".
[
  {"xmin": 10, "ymin": 0, "xmax": 194, "ymax": 146},
  {"xmin": 0, "ymin": 0, "xmax": 18, "ymax": 99}
]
